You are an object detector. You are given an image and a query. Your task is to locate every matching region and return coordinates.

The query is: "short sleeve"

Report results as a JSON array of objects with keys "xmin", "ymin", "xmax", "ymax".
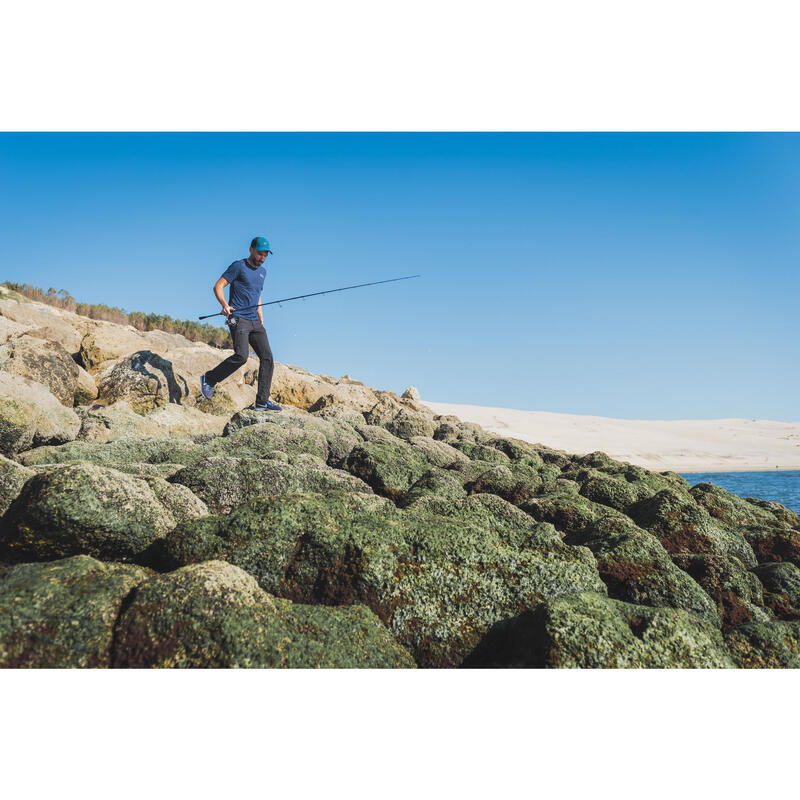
[{"xmin": 220, "ymin": 261, "xmax": 240, "ymax": 283}]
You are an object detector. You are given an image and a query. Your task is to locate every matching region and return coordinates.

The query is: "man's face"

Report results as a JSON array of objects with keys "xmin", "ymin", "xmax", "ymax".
[{"xmin": 249, "ymin": 246, "xmax": 269, "ymax": 266}]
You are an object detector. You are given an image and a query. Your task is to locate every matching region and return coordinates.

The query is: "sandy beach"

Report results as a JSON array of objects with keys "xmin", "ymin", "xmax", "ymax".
[{"xmin": 421, "ymin": 401, "xmax": 800, "ymax": 473}]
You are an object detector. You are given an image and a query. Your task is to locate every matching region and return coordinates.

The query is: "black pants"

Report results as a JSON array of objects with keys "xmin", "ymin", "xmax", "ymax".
[{"xmin": 205, "ymin": 318, "xmax": 274, "ymax": 405}]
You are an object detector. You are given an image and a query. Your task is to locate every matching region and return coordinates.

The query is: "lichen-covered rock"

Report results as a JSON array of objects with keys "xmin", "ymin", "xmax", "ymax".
[
  {"xmin": 207, "ymin": 420, "xmax": 329, "ymax": 462},
  {"xmin": 139, "ymin": 475, "xmax": 209, "ymax": 521},
  {"xmin": 572, "ymin": 515, "xmax": 720, "ymax": 625},
  {"xmin": 743, "ymin": 528, "xmax": 800, "ymax": 569},
  {"xmin": 385, "ymin": 410, "xmax": 436, "ymax": 441},
  {"xmin": 450, "ymin": 441, "xmax": 510, "ymax": 464},
  {"xmin": 462, "ymin": 591, "xmax": 735, "ymax": 668},
  {"xmin": 0, "ymin": 453, "xmax": 35, "ymax": 516},
  {"xmin": 627, "ymin": 488, "xmax": 757, "ymax": 567},
  {"xmin": 156, "ymin": 490, "xmax": 605, "ymax": 667},
  {"xmin": 343, "ymin": 440, "xmax": 432, "ymax": 502},
  {"xmin": 169, "ymin": 455, "xmax": 372, "ymax": 514},
  {"xmin": 467, "ymin": 463, "xmax": 541, "ymax": 506},
  {"xmin": 579, "ymin": 473, "xmax": 641, "ymax": 511},
  {"xmin": 407, "ymin": 436, "xmax": 470, "ymax": 469},
  {"xmin": 519, "ymin": 484, "xmax": 624, "ymax": 536},
  {"xmin": 752, "ymin": 562, "xmax": 800, "ymax": 620},
  {"xmin": 18, "ymin": 436, "xmax": 205, "ymax": 468},
  {"xmin": 95, "ymin": 350, "xmax": 194, "ymax": 413},
  {"xmin": 0, "ymin": 464, "xmax": 177, "ymax": 562},
  {"xmin": 400, "ymin": 467, "xmax": 468, "ymax": 508},
  {"xmin": 744, "ymin": 498, "xmax": 800, "ymax": 530},
  {"xmin": 690, "ymin": 482, "xmax": 785, "ymax": 531},
  {"xmin": 0, "ymin": 372, "xmax": 81, "ymax": 455},
  {"xmin": 223, "ymin": 409, "xmax": 360, "ymax": 466},
  {"xmin": 724, "ymin": 620, "xmax": 800, "ymax": 668},
  {"xmin": 0, "ymin": 555, "xmax": 151, "ymax": 667},
  {"xmin": 671, "ymin": 553, "xmax": 772, "ymax": 629},
  {"xmin": 112, "ymin": 560, "xmax": 414, "ymax": 668},
  {"xmin": 0, "ymin": 334, "xmax": 83, "ymax": 406}
]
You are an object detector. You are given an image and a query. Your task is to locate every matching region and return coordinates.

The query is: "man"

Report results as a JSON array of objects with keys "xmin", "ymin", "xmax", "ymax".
[{"xmin": 200, "ymin": 237, "xmax": 282, "ymax": 411}]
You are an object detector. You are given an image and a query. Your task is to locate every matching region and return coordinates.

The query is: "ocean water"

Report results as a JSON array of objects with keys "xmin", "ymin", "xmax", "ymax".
[{"xmin": 679, "ymin": 470, "xmax": 800, "ymax": 515}]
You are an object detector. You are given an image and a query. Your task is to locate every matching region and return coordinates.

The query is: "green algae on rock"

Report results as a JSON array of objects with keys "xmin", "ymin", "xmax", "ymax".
[
  {"xmin": 1, "ymin": 463, "xmax": 178, "ymax": 563},
  {"xmin": 724, "ymin": 620, "xmax": 800, "ymax": 668},
  {"xmin": 155, "ymin": 490, "xmax": 605, "ymax": 667},
  {"xmin": 0, "ymin": 555, "xmax": 151, "ymax": 668},
  {"xmin": 0, "ymin": 453, "xmax": 35, "ymax": 516},
  {"xmin": 112, "ymin": 560, "xmax": 415, "ymax": 668},
  {"xmin": 462, "ymin": 591, "xmax": 735, "ymax": 669}
]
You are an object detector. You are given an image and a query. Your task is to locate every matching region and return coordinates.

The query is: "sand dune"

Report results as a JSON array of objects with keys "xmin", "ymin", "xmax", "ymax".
[{"xmin": 421, "ymin": 401, "xmax": 800, "ymax": 473}]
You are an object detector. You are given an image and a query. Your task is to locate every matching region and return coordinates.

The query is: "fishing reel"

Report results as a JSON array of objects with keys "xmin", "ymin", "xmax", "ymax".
[{"xmin": 225, "ymin": 315, "xmax": 239, "ymax": 329}]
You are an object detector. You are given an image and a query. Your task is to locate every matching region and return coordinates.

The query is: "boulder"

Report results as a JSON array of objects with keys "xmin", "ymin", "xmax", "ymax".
[
  {"xmin": 0, "ymin": 299, "xmax": 85, "ymax": 352},
  {"xmin": 671, "ymin": 553, "xmax": 773, "ymax": 629},
  {"xmin": 207, "ymin": 420, "xmax": 330, "ymax": 462},
  {"xmin": 0, "ymin": 463, "xmax": 178, "ymax": 562},
  {"xmin": 112, "ymin": 560, "xmax": 415, "ymax": 668},
  {"xmin": 572, "ymin": 515, "xmax": 720, "ymax": 625},
  {"xmin": 725, "ymin": 620, "xmax": 800, "ymax": 668},
  {"xmin": 402, "ymin": 386, "xmax": 421, "ymax": 400},
  {"xmin": 752, "ymin": 562, "xmax": 800, "ymax": 620},
  {"xmin": 0, "ymin": 556, "xmax": 151, "ymax": 668},
  {"xmin": 272, "ymin": 364, "xmax": 378, "ymax": 412},
  {"xmin": 0, "ymin": 454, "xmax": 35, "ymax": 516},
  {"xmin": 462, "ymin": 592, "xmax": 735, "ymax": 668},
  {"xmin": 156, "ymin": 490, "xmax": 605, "ymax": 667},
  {"xmin": 744, "ymin": 528, "xmax": 800, "ymax": 570},
  {"xmin": 0, "ymin": 335, "xmax": 83, "ymax": 406},
  {"xmin": 343, "ymin": 440, "xmax": 432, "ymax": 502},
  {"xmin": 169, "ymin": 455, "xmax": 373, "ymax": 514},
  {"xmin": 627, "ymin": 488, "xmax": 757, "ymax": 567},
  {"xmin": 0, "ymin": 372, "xmax": 81, "ymax": 455}
]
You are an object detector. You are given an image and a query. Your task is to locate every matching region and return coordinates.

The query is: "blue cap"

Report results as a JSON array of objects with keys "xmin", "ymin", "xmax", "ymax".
[{"xmin": 252, "ymin": 236, "xmax": 273, "ymax": 253}]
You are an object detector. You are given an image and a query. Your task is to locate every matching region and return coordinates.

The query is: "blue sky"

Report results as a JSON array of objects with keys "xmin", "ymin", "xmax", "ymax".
[{"xmin": 1, "ymin": 133, "xmax": 798, "ymax": 420}]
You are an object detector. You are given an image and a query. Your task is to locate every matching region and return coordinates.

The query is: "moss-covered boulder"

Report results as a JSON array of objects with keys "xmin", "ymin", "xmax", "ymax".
[
  {"xmin": 752, "ymin": 562, "xmax": 800, "ymax": 620},
  {"xmin": 400, "ymin": 467, "xmax": 468, "ymax": 508},
  {"xmin": 462, "ymin": 591, "xmax": 735, "ymax": 668},
  {"xmin": 343, "ymin": 440, "xmax": 432, "ymax": 502},
  {"xmin": 207, "ymin": 420, "xmax": 329, "ymax": 462},
  {"xmin": 112, "ymin": 560, "xmax": 414, "ymax": 668},
  {"xmin": 156, "ymin": 490, "xmax": 605, "ymax": 667},
  {"xmin": 407, "ymin": 436, "xmax": 470, "ymax": 469},
  {"xmin": 671, "ymin": 553, "xmax": 772, "ymax": 630},
  {"xmin": 579, "ymin": 473, "xmax": 642, "ymax": 511},
  {"xmin": 690, "ymin": 482, "xmax": 785, "ymax": 531},
  {"xmin": 744, "ymin": 528, "xmax": 800, "ymax": 569},
  {"xmin": 572, "ymin": 516, "xmax": 720, "ymax": 625},
  {"xmin": 169, "ymin": 455, "xmax": 372, "ymax": 514},
  {"xmin": 0, "ymin": 556, "xmax": 151, "ymax": 667},
  {"xmin": 519, "ymin": 484, "xmax": 624, "ymax": 536},
  {"xmin": 1, "ymin": 464, "xmax": 177, "ymax": 562},
  {"xmin": 724, "ymin": 620, "xmax": 800, "ymax": 668},
  {"xmin": 467, "ymin": 464, "xmax": 541, "ymax": 505},
  {"xmin": 0, "ymin": 454, "xmax": 34, "ymax": 516},
  {"xmin": 18, "ymin": 436, "xmax": 205, "ymax": 468},
  {"xmin": 385, "ymin": 410, "xmax": 436, "ymax": 441},
  {"xmin": 627, "ymin": 488, "xmax": 757, "ymax": 567}
]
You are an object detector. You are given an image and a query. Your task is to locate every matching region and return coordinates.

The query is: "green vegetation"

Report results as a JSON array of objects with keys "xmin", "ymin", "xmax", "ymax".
[{"xmin": 1, "ymin": 281, "xmax": 229, "ymax": 348}]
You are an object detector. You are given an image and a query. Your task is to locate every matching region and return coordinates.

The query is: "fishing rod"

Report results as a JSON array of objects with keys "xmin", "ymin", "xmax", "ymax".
[{"xmin": 198, "ymin": 274, "xmax": 421, "ymax": 321}]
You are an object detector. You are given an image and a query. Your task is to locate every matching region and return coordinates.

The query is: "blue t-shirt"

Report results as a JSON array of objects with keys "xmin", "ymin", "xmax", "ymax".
[{"xmin": 220, "ymin": 259, "xmax": 267, "ymax": 321}]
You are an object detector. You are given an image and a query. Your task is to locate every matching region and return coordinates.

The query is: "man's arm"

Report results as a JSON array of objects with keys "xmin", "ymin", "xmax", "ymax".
[
  {"xmin": 257, "ymin": 296, "xmax": 264, "ymax": 325},
  {"xmin": 214, "ymin": 277, "xmax": 234, "ymax": 316}
]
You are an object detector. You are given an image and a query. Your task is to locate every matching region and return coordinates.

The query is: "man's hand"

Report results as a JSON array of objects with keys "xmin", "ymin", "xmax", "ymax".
[{"xmin": 222, "ymin": 303, "xmax": 235, "ymax": 316}]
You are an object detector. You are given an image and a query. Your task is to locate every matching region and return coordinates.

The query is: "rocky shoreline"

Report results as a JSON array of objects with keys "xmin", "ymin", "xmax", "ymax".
[{"xmin": 1, "ymin": 291, "xmax": 799, "ymax": 668}]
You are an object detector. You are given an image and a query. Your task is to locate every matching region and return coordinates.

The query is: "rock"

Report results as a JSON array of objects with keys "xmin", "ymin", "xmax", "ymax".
[
  {"xmin": 627, "ymin": 488, "xmax": 757, "ymax": 567},
  {"xmin": 0, "ymin": 334, "xmax": 84, "ymax": 406},
  {"xmin": 19, "ymin": 436, "xmax": 205, "ymax": 469},
  {"xmin": 0, "ymin": 372, "xmax": 81, "ymax": 455},
  {"xmin": 724, "ymin": 620, "xmax": 800, "ymax": 668},
  {"xmin": 743, "ymin": 528, "xmax": 800, "ymax": 570},
  {"xmin": 0, "ymin": 556, "xmax": 151, "ymax": 667},
  {"xmin": 0, "ymin": 463, "xmax": 178, "ymax": 562},
  {"xmin": 0, "ymin": 316, "xmax": 33, "ymax": 344},
  {"xmin": 112, "ymin": 560, "xmax": 414, "ymax": 668},
  {"xmin": 467, "ymin": 463, "xmax": 541, "ymax": 506},
  {"xmin": 156, "ymin": 490, "xmax": 605, "ymax": 667},
  {"xmin": 207, "ymin": 420, "xmax": 329, "ymax": 462},
  {"xmin": 343, "ymin": 440, "xmax": 432, "ymax": 502},
  {"xmin": 272, "ymin": 364, "xmax": 378, "ymax": 412},
  {"xmin": 519, "ymin": 483, "xmax": 624, "ymax": 536},
  {"xmin": 752, "ymin": 562, "xmax": 800, "ymax": 620},
  {"xmin": 0, "ymin": 299, "xmax": 85, "ymax": 352},
  {"xmin": 462, "ymin": 592, "xmax": 735, "ymax": 668},
  {"xmin": 407, "ymin": 436, "xmax": 470, "ymax": 469},
  {"xmin": 169, "ymin": 455, "xmax": 373, "ymax": 514},
  {"xmin": 401, "ymin": 386, "xmax": 421, "ymax": 401},
  {"xmin": 139, "ymin": 475, "xmax": 209, "ymax": 521},
  {"xmin": 77, "ymin": 326, "xmax": 151, "ymax": 373},
  {"xmin": 571, "ymin": 515, "xmax": 720, "ymax": 625},
  {"xmin": 0, "ymin": 454, "xmax": 35, "ymax": 516},
  {"xmin": 400, "ymin": 467, "xmax": 469, "ymax": 508},
  {"xmin": 671, "ymin": 553, "xmax": 773, "ymax": 629},
  {"xmin": 95, "ymin": 351, "xmax": 193, "ymax": 413}
]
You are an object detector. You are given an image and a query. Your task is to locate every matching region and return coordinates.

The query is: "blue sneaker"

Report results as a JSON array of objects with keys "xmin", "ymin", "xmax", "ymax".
[
  {"xmin": 200, "ymin": 373, "xmax": 214, "ymax": 400},
  {"xmin": 255, "ymin": 399, "xmax": 282, "ymax": 411}
]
